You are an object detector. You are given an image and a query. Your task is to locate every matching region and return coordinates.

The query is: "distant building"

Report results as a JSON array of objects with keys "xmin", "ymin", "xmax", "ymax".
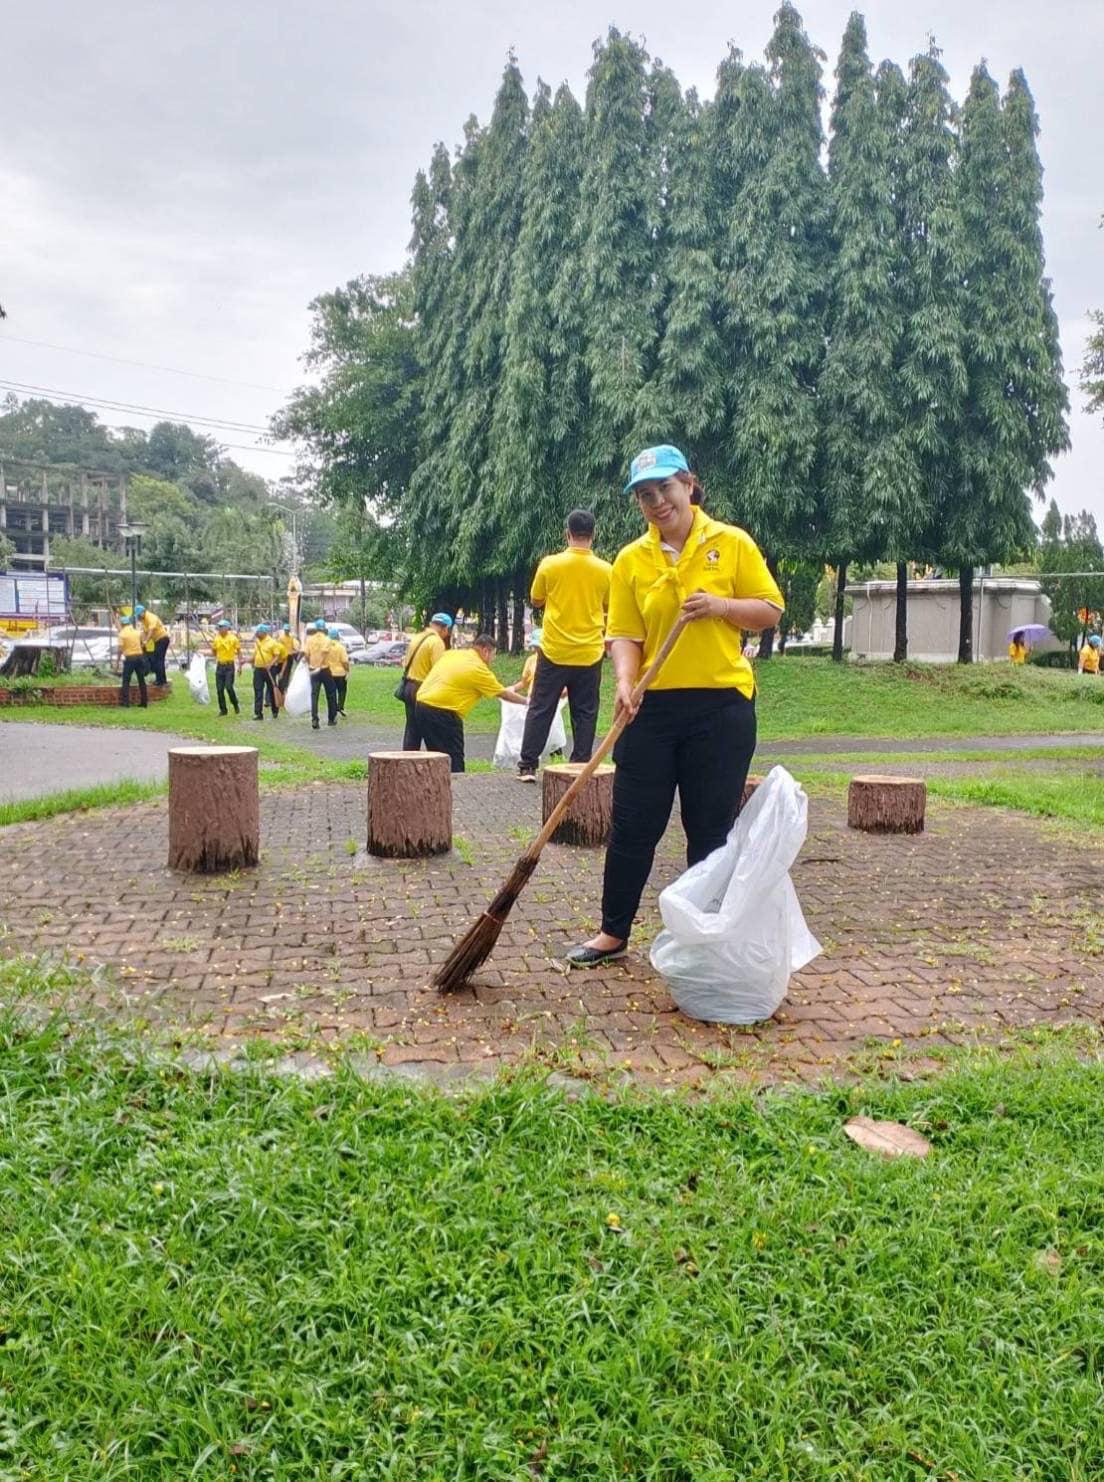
[
  {"xmin": 849, "ymin": 577, "xmax": 1054, "ymax": 662},
  {"xmin": 0, "ymin": 461, "xmax": 126, "ymax": 570}
]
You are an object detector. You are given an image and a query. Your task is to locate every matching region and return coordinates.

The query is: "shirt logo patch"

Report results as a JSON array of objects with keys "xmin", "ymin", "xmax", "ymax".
[{"xmin": 705, "ymin": 549, "xmax": 720, "ymax": 564}]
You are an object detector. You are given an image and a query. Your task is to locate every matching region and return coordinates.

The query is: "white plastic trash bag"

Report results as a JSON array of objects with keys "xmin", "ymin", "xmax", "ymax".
[
  {"xmin": 650, "ymin": 766, "xmax": 821, "ymax": 1024},
  {"xmin": 493, "ymin": 697, "xmax": 567, "ymax": 768},
  {"xmin": 187, "ymin": 652, "xmax": 210, "ymax": 705},
  {"xmin": 284, "ymin": 660, "xmax": 311, "ymax": 718}
]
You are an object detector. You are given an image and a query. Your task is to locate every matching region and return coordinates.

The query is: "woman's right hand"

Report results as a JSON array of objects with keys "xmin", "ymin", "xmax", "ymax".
[{"xmin": 613, "ymin": 675, "xmax": 640, "ymax": 726}]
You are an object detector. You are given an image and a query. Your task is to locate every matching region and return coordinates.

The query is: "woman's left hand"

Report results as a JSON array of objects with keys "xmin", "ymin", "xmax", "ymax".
[{"xmin": 682, "ymin": 589, "xmax": 726, "ymax": 622}]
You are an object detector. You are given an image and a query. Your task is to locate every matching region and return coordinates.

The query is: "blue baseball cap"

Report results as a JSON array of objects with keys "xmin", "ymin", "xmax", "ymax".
[
  {"xmin": 217, "ymin": 619, "xmax": 230, "ymax": 629},
  {"xmin": 314, "ymin": 618, "xmax": 327, "ymax": 631},
  {"xmin": 255, "ymin": 623, "xmax": 269, "ymax": 635},
  {"xmin": 528, "ymin": 627, "xmax": 543, "ymax": 648},
  {"xmin": 328, "ymin": 626, "xmax": 340, "ymax": 639},
  {"xmin": 623, "ymin": 444, "xmax": 690, "ymax": 494},
  {"xmin": 120, "ymin": 616, "xmax": 133, "ymax": 626},
  {"xmin": 430, "ymin": 612, "xmax": 454, "ymax": 629},
  {"xmin": 1091, "ymin": 636, "xmax": 1101, "ymax": 648},
  {"xmin": 134, "ymin": 603, "xmax": 146, "ymax": 616}
]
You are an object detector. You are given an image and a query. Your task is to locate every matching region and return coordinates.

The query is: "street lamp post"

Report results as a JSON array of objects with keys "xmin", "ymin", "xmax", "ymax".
[{"xmin": 118, "ymin": 523, "xmax": 148, "ymax": 617}]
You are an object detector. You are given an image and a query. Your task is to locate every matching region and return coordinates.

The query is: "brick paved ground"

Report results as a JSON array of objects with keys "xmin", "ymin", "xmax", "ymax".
[{"xmin": 1, "ymin": 771, "xmax": 1102, "ymax": 1087}]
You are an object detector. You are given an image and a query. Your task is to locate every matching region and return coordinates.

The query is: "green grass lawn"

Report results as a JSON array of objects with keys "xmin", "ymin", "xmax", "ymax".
[{"xmin": 1, "ymin": 981, "xmax": 1102, "ymax": 1480}]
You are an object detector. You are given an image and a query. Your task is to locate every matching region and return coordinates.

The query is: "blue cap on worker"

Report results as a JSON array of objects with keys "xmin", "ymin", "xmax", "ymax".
[
  {"xmin": 623, "ymin": 444, "xmax": 689, "ymax": 494},
  {"xmin": 217, "ymin": 618, "xmax": 229, "ymax": 629},
  {"xmin": 120, "ymin": 615, "xmax": 133, "ymax": 626},
  {"xmin": 430, "ymin": 612, "xmax": 454, "ymax": 628},
  {"xmin": 282, "ymin": 623, "xmax": 291, "ymax": 632},
  {"xmin": 255, "ymin": 623, "xmax": 269, "ymax": 635},
  {"xmin": 328, "ymin": 626, "xmax": 340, "ymax": 639},
  {"xmin": 314, "ymin": 618, "xmax": 326, "ymax": 631},
  {"xmin": 134, "ymin": 603, "xmax": 145, "ymax": 616},
  {"xmin": 528, "ymin": 627, "xmax": 543, "ymax": 649},
  {"xmin": 1091, "ymin": 635, "xmax": 1102, "ymax": 648}
]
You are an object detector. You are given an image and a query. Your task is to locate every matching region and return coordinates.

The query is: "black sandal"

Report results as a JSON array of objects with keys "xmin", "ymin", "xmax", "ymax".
[{"xmin": 564, "ymin": 943, "xmax": 627, "ymax": 969}]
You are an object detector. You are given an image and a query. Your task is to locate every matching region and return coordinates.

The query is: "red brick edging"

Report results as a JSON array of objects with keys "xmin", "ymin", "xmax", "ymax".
[{"xmin": 0, "ymin": 683, "xmax": 171, "ymax": 707}]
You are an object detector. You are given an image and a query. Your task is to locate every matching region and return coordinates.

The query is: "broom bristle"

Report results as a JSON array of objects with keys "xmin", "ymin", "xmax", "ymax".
[{"xmin": 433, "ymin": 852, "xmax": 541, "ymax": 991}]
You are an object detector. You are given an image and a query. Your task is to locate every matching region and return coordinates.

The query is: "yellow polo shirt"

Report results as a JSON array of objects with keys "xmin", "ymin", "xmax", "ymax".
[
  {"xmin": 405, "ymin": 629, "xmax": 446, "ymax": 683},
  {"xmin": 530, "ymin": 548, "xmax": 612, "ymax": 667},
  {"xmin": 327, "ymin": 640, "xmax": 350, "ymax": 677},
  {"xmin": 118, "ymin": 625, "xmax": 144, "ymax": 658},
  {"xmin": 417, "ymin": 649, "xmax": 504, "ymax": 717},
  {"xmin": 304, "ymin": 631, "xmax": 331, "ymax": 671},
  {"xmin": 252, "ymin": 636, "xmax": 282, "ymax": 669},
  {"xmin": 276, "ymin": 631, "xmax": 299, "ymax": 659},
  {"xmin": 1008, "ymin": 641, "xmax": 1027, "ymax": 665},
  {"xmin": 141, "ymin": 611, "xmax": 168, "ymax": 644},
  {"xmin": 1079, "ymin": 644, "xmax": 1099, "ymax": 674},
  {"xmin": 211, "ymin": 633, "xmax": 240, "ymax": 664},
  {"xmin": 520, "ymin": 653, "xmax": 538, "ymax": 692},
  {"xmin": 606, "ymin": 509, "xmax": 783, "ymax": 699}
]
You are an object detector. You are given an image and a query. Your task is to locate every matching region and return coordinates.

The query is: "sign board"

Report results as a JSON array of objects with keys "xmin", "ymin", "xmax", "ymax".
[{"xmin": 0, "ymin": 571, "xmax": 69, "ymax": 621}]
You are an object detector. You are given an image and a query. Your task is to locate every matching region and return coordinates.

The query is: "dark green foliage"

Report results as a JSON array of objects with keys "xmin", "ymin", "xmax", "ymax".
[{"xmin": 1038, "ymin": 502, "xmax": 1104, "ymax": 645}]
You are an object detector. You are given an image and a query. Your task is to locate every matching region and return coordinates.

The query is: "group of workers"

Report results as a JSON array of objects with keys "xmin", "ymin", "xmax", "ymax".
[
  {"xmin": 208, "ymin": 618, "xmax": 350, "ymax": 727},
  {"xmin": 1008, "ymin": 628, "xmax": 1104, "ymax": 674},
  {"xmin": 115, "ymin": 604, "xmax": 171, "ymax": 707},
  {"xmin": 399, "ymin": 444, "xmax": 785, "ymax": 968}
]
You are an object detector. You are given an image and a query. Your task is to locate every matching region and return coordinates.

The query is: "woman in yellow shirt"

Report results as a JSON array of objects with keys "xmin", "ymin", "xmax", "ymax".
[
  {"xmin": 566, "ymin": 444, "xmax": 784, "ymax": 969},
  {"xmin": 1078, "ymin": 635, "xmax": 1101, "ymax": 675},
  {"xmin": 210, "ymin": 618, "xmax": 242, "ymax": 716},
  {"xmin": 1008, "ymin": 631, "xmax": 1028, "ymax": 665}
]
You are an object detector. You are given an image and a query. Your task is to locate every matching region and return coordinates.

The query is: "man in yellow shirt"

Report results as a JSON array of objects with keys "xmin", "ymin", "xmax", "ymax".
[
  {"xmin": 1078, "ymin": 635, "xmax": 1101, "ymax": 674},
  {"xmin": 117, "ymin": 615, "xmax": 148, "ymax": 708},
  {"xmin": 210, "ymin": 618, "xmax": 242, "ymax": 716},
  {"xmin": 518, "ymin": 510, "xmax": 612, "ymax": 782},
  {"xmin": 304, "ymin": 618, "xmax": 338, "ymax": 730},
  {"xmin": 415, "ymin": 634, "xmax": 528, "ymax": 772},
  {"xmin": 135, "ymin": 604, "xmax": 170, "ymax": 685},
  {"xmin": 399, "ymin": 612, "xmax": 453, "ymax": 750},
  {"xmin": 250, "ymin": 624, "xmax": 282, "ymax": 721},
  {"xmin": 327, "ymin": 626, "xmax": 350, "ymax": 715}
]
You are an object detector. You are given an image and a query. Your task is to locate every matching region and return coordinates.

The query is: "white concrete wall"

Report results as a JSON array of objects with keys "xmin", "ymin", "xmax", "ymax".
[{"xmin": 849, "ymin": 580, "xmax": 1053, "ymax": 662}]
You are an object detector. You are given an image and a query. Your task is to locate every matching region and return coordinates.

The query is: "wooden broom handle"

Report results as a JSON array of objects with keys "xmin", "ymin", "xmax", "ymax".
[{"xmin": 526, "ymin": 616, "xmax": 690, "ymax": 858}]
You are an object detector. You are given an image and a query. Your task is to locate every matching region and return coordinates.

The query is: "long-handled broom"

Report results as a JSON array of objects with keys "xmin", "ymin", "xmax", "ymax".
[{"xmin": 433, "ymin": 615, "xmax": 689, "ymax": 991}]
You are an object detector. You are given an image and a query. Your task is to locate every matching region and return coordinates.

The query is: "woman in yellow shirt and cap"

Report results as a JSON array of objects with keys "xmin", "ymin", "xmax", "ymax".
[{"xmin": 566, "ymin": 444, "xmax": 784, "ymax": 968}]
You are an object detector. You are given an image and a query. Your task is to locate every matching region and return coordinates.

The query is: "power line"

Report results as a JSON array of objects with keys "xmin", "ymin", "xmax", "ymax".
[
  {"xmin": 0, "ymin": 332, "xmax": 289, "ymax": 394},
  {"xmin": 0, "ymin": 378, "xmax": 275, "ymax": 435}
]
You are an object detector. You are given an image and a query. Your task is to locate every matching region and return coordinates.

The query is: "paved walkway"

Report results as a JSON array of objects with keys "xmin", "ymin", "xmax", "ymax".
[
  {"xmin": 0, "ymin": 722, "xmax": 192, "ymax": 802},
  {"xmin": 2, "ymin": 769, "xmax": 1102, "ymax": 1087}
]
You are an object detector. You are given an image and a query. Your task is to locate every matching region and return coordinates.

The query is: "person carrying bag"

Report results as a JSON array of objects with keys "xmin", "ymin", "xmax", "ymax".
[{"xmin": 396, "ymin": 613, "xmax": 453, "ymax": 749}]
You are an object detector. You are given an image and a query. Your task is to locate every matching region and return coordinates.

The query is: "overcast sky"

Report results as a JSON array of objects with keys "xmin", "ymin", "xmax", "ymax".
[{"xmin": 3, "ymin": 0, "xmax": 1101, "ymax": 521}]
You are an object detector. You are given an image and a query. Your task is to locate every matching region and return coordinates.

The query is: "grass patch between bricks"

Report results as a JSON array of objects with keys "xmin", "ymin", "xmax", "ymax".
[{"xmin": 0, "ymin": 958, "xmax": 1102, "ymax": 1479}]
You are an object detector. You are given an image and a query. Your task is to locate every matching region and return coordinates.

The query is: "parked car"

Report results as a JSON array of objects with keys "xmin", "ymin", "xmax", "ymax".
[{"xmin": 353, "ymin": 639, "xmax": 409, "ymax": 666}]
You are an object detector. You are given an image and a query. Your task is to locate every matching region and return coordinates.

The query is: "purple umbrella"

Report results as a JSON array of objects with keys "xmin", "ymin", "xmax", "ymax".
[{"xmin": 1008, "ymin": 623, "xmax": 1053, "ymax": 643}]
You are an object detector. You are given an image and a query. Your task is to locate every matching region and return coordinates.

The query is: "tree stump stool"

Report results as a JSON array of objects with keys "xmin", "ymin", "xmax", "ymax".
[
  {"xmin": 542, "ymin": 763, "xmax": 615, "ymax": 846},
  {"xmin": 168, "ymin": 746, "xmax": 259, "ymax": 872},
  {"xmin": 367, "ymin": 751, "xmax": 452, "ymax": 858},
  {"xmin": 741, "ymin": 773, "xmax": 764, "ymax": 809},
  {"xmin": 847, "ymin": 775, "xmax": 926, "ymax": 834}
]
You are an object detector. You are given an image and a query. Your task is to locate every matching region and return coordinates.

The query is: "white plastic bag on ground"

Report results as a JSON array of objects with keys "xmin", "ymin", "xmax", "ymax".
[
  {"xmin": 187, "ymin": 652, "xmax": 210, "ymax": 705},
  {"xmin": 284, "ymin": 660, "xmax": 311, "ymax": 718},
  {"xmin": 493, "ymin": 697, "xmax": 567, "ymax": 768},
  {"xmin": 650, "ymin": 766, "xmax": 821, "ymax": 1024}
]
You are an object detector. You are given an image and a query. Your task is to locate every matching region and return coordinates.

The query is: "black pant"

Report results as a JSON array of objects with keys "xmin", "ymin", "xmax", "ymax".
[
  {"xmin": 520, "ymin": 654, "xmax": 602, "ymax": 769},
  {"xmin": 253, "ymin": 665, "xmax": 277, "ymax": 718},
  {"xmin": 148, "ymin": 635, "xmax": 170, "ymax": 686},
  {"xmin": 601, "ymin": 689, "xmax": 756, "ymax": 941},
  {"xmin": 333, "ymin": 674, "xmax": 347, "ymax": 712},
  {"xmin": 402, "ymin": 680, "xmax": 422, "ymax": 750},
  {"xmin": 120, "ymin": 656, "xmax": 148, "ymax": 707},
  {"xmin": 310, "ymin": 669, "xmax": 337, "ymax": 725},
  {"xmin": 215, "ymin": 661, "xmax": 239, "ymax": 714},
  {"xmin": 415, "ymin": 701, "xmax": 465, "ymax": 772}
]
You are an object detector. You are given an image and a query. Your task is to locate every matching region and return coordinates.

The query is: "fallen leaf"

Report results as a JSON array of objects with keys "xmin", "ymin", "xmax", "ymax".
[
  {"xmin": 843, "ymin": 1117, "xmax": 931, "ymax": 1159},
  {"xmin": 1034, "ymin": 1247, "xmax": 1062, "ymax": 1276}
]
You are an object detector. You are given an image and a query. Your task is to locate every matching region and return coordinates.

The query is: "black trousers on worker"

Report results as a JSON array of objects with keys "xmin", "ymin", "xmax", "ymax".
[
  {"xmin": 415, "ymin": 701, "xmax": 465, "ymax": 772},
  {"xmin": 277, "ymin": 653, "xmax": 298, "ymax": 692},
  {"xmin": 215, "ymin": 661, "xmax": 239, "ymax": 715},
  {"xmin": 120, "ymin": 656, "xmax": 148, "ymax": 708},
  {"xmin": 402, "ymin": 680, "xmax": 422, "ymax": 750},
  {"xmin": 520, "ymin": 654, "xmax": 602, "ymax": 770},
  {"xmin": 253, "ymin": 665, "xmax": 278, "ymax": 719},
  {"xmin": 333, "ymin": 675, "xmax": 348, "ymax": 713},
  {"xmin": 148, "ymin": 635, "xmax": 170, "ymax": 686},
  {"xmin": 601, "ymin": 689, "xmax": 756, "ymax": 942},
  {"xmin": 310, "ymin": 669, "xmax": 338, "ymax": 726}
]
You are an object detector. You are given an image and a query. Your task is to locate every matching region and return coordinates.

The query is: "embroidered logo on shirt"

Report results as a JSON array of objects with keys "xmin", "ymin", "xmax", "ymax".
[{"xmin": 705, "ymin": 549, "xmax": 720, "ymax": 564}]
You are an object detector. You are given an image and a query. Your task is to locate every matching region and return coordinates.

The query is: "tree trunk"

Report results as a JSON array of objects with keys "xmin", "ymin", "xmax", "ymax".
[
  {"xmin": 479, "ymin": 581, "xmax": 494, "ymax": 640},
  {"xmin": 832, "ymin": 560, "xmax": 847, "ymax": 663},
  {"xmin": 367, "ymin": 751, "xmax": 452, "ymax": 857},
  {"xmin": 958, "ymin": 566, "xmax": 974, "ymax": 663},
  {"xmin": 893, "ymin": 562, "xmax": 908, "ymax": 663},
  {"xmin": 168, "ymin": 746, "xmax": 259, "ymax": 872},
  {"xmin": 757, "ymin": 553, "xmax": 778, "ymax": 660},
  {"xmin": 847, "ymin": 775, "xmax": 926, "ymax": 834},
  {"xmin": 496, "ymin": 578, "xmax": 509, "ymax": 654},
  {"xmin": 510, "ymin": 578, "xmax": 525, "ymax": 656},
  {"xmin": 541, "ymin": 763, "xmax": 615, "ymax": 846}
]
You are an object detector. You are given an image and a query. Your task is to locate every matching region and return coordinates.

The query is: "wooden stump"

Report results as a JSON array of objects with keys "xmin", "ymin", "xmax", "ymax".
[
  {"xmin": 542, "ymin": 763, "xmax": 615, "ymax": 846},
  {"xmin": 740, "ymin": 773, "xmax": 764, "ymax": 809},
  {"xmin": 847, "ymin": 774, "xmax": 926, "ymax": 834},
  {"xmin": 168, "ymin": 746, "xmax": 259, "ymax": 872},
  {"xmin": 367, "ymin": 750, "xmax": 452, "ymax": 858}
]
